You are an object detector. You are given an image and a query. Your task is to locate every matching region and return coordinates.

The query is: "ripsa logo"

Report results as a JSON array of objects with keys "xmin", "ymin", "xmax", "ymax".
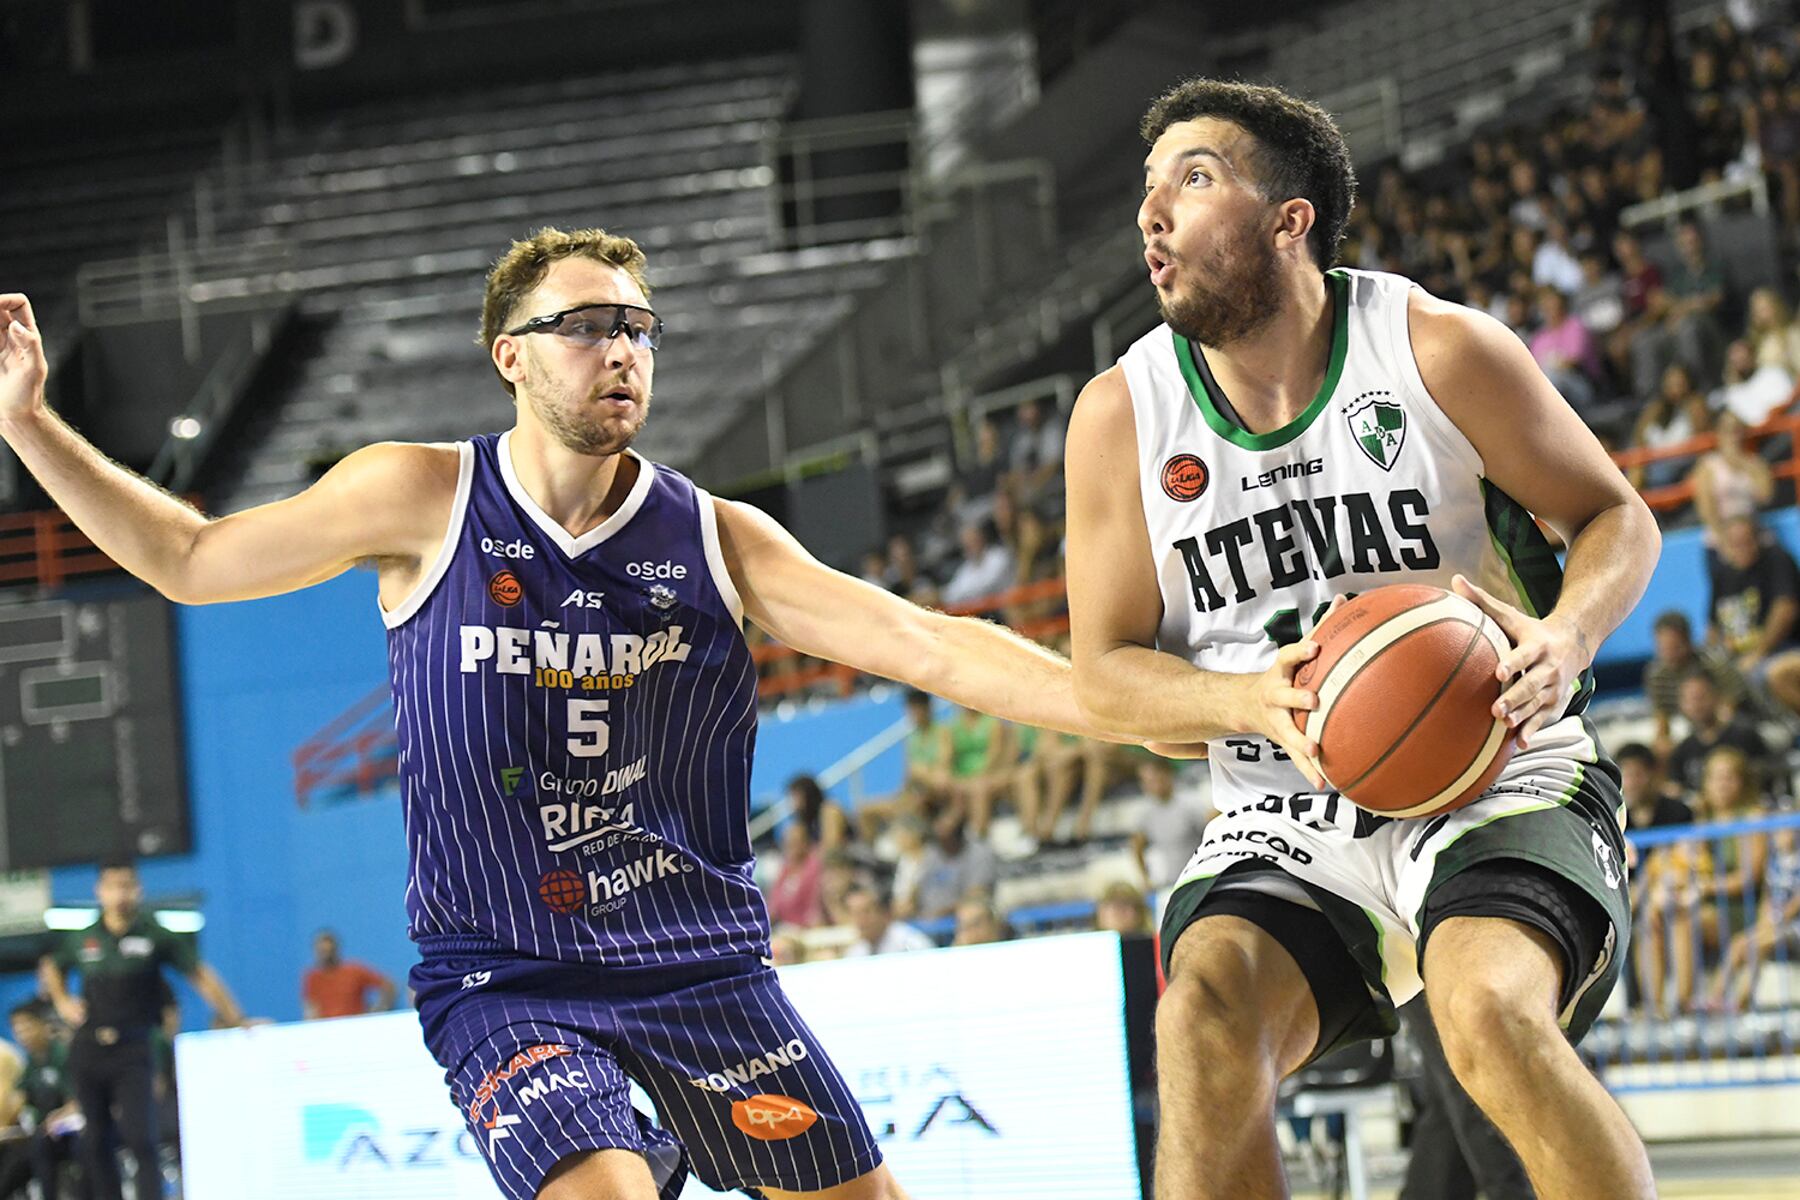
[
  {"xmin": 560, "ymin": 589, "xmax": 606, "ymax": 609},
  {"xmin": 481, "ymin": 537, "xmax": 536, "ymax": 560}
]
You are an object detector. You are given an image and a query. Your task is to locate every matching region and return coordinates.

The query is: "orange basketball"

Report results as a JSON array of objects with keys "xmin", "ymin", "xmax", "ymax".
[{"xmin": 1294, "ymin": 584, "xmax": 1516, "ymax": 818}]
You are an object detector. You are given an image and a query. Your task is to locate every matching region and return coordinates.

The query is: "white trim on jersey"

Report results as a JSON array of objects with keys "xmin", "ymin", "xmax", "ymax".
[
  {"xmin": 693, "ymin": 487, "xmax": 745, "ymax": 628},
  {"xmin": 381, "ymin": 441, "xmax": 476, "ymax": 629},
  {"xmin": 496, "ymin": 429, "xmax": 657, "ymax": 557}
]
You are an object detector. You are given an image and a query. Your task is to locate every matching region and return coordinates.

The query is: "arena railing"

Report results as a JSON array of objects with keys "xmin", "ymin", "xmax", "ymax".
[
  {"xmin": 1608, "ymin": 406, "xmax": 1800, "ymax": 512},
  {"xmin": 1588, "ymin": 809, "xmax": 1800, "ymax": 1093}
]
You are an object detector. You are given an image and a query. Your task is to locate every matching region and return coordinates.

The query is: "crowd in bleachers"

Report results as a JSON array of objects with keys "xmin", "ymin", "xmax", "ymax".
[{"xmin": 756, "ymin": 3, "xmax": 1800, "ymax": 993}]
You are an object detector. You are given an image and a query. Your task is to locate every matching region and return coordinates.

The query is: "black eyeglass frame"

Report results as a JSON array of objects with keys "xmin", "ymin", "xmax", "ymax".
[{"xmin": 503, "ymin": 302, "xmax": 664, "ymax": 350}]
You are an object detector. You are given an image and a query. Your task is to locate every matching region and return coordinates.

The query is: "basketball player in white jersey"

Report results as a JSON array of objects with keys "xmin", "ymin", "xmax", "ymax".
[{"xmin": 1066, "ymin": 80, "xmax": 1660, "ymax": 1198}]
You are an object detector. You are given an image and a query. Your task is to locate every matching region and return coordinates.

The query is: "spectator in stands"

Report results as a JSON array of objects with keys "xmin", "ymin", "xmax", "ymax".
[
  {"xmin": 1711, "ymin": 338, "xmax": 1795, "ymax": 427},
  {"xmin": 1093, "ymin": 881, "xmax": 1152, "ymax": 936},
  {"xmin": 859, "ymin": 550, "xmax": 888, "ymax": 588},
  {"xmin": 883, "ymin": 533, "xmax": 927, "ymax": 600},
  {"xmin": 1531, "ymin": 218, "xmax": 1585, "ymax": 295},
  {"xmin": 856, "ymin": 692, "xmax": 950, "ymax": 844},
  {"xmin": 1706, "ymin": 814, "xmax": 1800, "ymax": 1013},
  {"xmin": 786, "ymin": 774, "xmax": 850, "ymax": 855},
  {"xmin": 1660, "ymin": 218, "xmax": 1730, "ymax": 382},
  {"xmin": 1628, "ymin": 363, "xmax": 1711, "ymax": 488},
  {"xmin": 941, "ymin": 521, "xmax": 1016, "ymax": 610},
  {"xmin": 1, "ymin": 1000, "xmax": 78, "ymax": 1200},
  {"xmin": 1708, "ymin": 514, "xmax": 1800, "ymax": 713},
  {"xmin": 1622, "ymin": 741, "xmax": 1694, "ymax": 835},
  {"xmin": 915, "ymin": 812, "xmax": 997, "ymax": 922},
  {"xmin": 1612, "ymin": 229, "xmax": 1667, "ymax": 394},
  {"xmin": 950, "ymin": 896, "xmax": 1009, "ymax": 947},
  {"xmin": 1131, "ymin": 757, "xmax": 1212, "ymax": 891},
  {"xmin": 1640, "ymin": 745, "xmax": 1773, "ymax": 1015},
  {"xmin": 945, "ymin": 705, "xmax": 1013, "ymax": 838},
  {"xmin": 1572, "ymin": 248, "xmax": 1627, "ymax": 344},
  {"xmin": 888, "ymin": 816, "xmax": 930, "ymax": 921},
  {"xmin": 1016, "ymin": 725, "xmax": 1084, "ymax": 844},
  {"xmin": 768, "ymin": 930, "xmax": 807, "ymax": 968},
  {"xmin": 818, "ymin": 849, "xmax": 860, "ymax": 928},
  {"xmin": 1745, "ymin": 81, "xmax": 1800, "ymax": 234},
  {"xmin": 301, "ymin": 930, "xmax": 396, "ymax": 1020},
  {"xmin": 1746, "ymin": 287, "xmax": 1800, "ymax": 376},
  {"xmin": 1691, "ymin": 409, "xmax": 1775, "ymax": 542},
  {"xmin": 765, "ymin": 818, "xmax": 825, "ymax": 928},
  {"xmin": 1007, "ymin": 398, "xmax": 1065, "ymax": 510},
  {"xmin": 1643, "ymin": 610, "xmax": 1743, "ymax": 741},
  {"xmin": 841, "ymin": 883, "xmax": 934, "ymax": 956},
  {"xmin": 1529, "ymin": 285, "xmax": 1603, "ymax": 413},
  {"xmin": 1667, "ymin": 667, "xmax": 1772, "ymax": 797},
  {"xmin": 953, "ymin": 417, "xmax": 1005, "ymax": 528}
]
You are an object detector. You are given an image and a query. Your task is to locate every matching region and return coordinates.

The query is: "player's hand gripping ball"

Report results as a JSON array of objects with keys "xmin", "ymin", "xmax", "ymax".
[{"xmin": 1294, "ymin": 584, "xmax": 1516, "ymax": 818}]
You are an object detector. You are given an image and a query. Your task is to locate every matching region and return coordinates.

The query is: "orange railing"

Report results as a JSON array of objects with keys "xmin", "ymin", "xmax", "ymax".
[
  {"xmin": 1611, "ymin": 404, "xmax": 1800, "ymax": 512},
  {"xmin": 752, "ymin": 575, "xmax": 1072, "ymax": 698},
  {"xmin": 0, "ymin": 508, "xmax": 119, "ymax": 587}
]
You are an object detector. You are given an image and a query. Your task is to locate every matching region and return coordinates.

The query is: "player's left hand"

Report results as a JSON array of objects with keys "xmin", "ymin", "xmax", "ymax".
[{"xmin": 1451, "ymin": 574, "xmax": 1590, "ymax": 748}]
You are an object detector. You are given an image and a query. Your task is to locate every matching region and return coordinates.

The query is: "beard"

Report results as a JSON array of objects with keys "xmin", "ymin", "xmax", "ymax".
[
  {"xmin": 1157, "ymin": 227, "xmax": 1285, "ymax": 348},
  {"xmin": 524, "ymin": 352, "xmax": 650, "ymax": 457}
]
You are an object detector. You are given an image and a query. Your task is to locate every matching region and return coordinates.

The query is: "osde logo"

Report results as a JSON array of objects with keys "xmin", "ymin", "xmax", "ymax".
[
  {"xmin": 481, "ymin": 537, "xmax": 536, "ymax": 560},
  {"xmin": 625, "ymin": 560, "xmax": 688, "ymax": 580}
]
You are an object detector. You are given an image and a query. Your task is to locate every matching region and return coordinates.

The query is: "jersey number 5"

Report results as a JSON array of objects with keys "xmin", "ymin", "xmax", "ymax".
[
  {"xmin": 568, "ymin": 699, "xmax": 611, "ymax": 757},
  {"xmin": 1263, "ymin": 599, "xmax": 1338, "ymax": 648}
]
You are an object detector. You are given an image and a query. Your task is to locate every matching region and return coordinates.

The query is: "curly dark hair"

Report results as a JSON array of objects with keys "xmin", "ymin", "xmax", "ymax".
[{"xmin": 1140, "ymin": 78, "xmax": 1357, "ymax": 270}]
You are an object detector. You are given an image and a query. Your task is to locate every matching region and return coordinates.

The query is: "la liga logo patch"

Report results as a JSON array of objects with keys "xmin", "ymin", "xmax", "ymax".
[
  {"xmin": 1160, "ymin": 453, "xmax": 1209, "ymax": 502},
  {"xmin": 488, "ymin": 569, "xmax": 523, "ymax": 607}
]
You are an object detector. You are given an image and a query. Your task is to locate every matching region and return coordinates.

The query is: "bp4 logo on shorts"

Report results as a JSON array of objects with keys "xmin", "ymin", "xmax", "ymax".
[{"xmin": 731, "ymin": 1094, "xmax": 819, "ymax": 1141}]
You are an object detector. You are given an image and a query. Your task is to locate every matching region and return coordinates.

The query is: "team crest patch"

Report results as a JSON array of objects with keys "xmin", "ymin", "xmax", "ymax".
[
  {"xmin": 648, "ymin": 584, "xmax": 678, "ymax": 610},
  {"xmin": 1160, "ymin": 453, "xmax": 1209, "ymax": 502},
  {"xmin": 1345, "ymin": 390, "xmax": 1405, "ymax": 471}
]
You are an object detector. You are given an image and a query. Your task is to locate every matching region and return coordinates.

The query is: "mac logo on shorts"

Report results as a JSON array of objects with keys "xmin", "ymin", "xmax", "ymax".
[
  {"xmin": 1161, "ymin": 453, "xmax": 1209, "ymax": 502},
  {"xmin": 731, "ymin": 1094, "xmax": 819, "ymax": 1141}
]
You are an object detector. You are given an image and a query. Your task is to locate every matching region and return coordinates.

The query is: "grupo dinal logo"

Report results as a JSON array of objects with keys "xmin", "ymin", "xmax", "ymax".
[{"xmin": 301, "ymin": 1103, "xmax": 478, "ymax": 1169}]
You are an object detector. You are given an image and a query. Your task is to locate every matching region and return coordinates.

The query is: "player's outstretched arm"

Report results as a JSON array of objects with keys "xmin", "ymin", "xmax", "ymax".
[
  {"xmin": 0, "ymin": 294, "xmax": 449, "ymax": 604},
  {"xmin": 715, "ymin": 496, "xmax": 1126, "ymax": 739},
  {"xmin": 1411, "ymin": 291, "xmax": 1661, "ymax": 743},
  {"xmin": 1063, "ymin": 368, "xmax": 1325, "ymax": 785}
]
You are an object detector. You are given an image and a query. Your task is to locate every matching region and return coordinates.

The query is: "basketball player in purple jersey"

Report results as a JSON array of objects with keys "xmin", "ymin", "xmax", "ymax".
[{"xmin": 0, "ymin": 230, "xmax": 1152, "ymax": 1200}]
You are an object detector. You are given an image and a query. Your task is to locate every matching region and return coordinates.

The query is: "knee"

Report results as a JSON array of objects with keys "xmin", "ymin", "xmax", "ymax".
[
  {"xmin": 1157, "ymin": 952, "xmax": 1284, "ymax": 1093},
  {"xmin": 1429, "ymin": 972, "xmax": 1561, "ymax": 1089}
]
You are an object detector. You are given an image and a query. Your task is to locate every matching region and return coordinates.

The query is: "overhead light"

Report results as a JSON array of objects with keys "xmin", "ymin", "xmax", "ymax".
[
  {"xmin": 170, "ymin": 416, "xmax": 203, "ymax": 440},
  {"xmin": 44, "ymin": 907, "xmax": 97, "ymax": 930}
]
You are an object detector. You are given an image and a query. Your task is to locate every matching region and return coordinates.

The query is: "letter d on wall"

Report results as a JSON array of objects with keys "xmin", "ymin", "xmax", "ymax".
[{"xmin": 294, "ymin": 0, "xmax": 357, "ymax": 70}]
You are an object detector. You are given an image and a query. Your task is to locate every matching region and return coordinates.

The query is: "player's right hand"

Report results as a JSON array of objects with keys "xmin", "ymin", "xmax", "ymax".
[
  {"xmin": 0, "ymin": 295, "xmax": 49, "ymax": 422},
  {"xmin": 1248, "ymin": 639, "xmax": 1326, "ymax": 790}
]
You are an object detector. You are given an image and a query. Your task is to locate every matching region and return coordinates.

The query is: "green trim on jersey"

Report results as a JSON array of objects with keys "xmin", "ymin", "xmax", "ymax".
[
  {"xmin": 1480, "ymin": 479, "xmax": 1597, "ymax": 718},
  {"xmin": 1172, "ymin": 269, "xmax": 1351, "ymax": 451},
  {"xmin": 1480, "ymin": 479, "xmax": 1562, "ymax": 617}
]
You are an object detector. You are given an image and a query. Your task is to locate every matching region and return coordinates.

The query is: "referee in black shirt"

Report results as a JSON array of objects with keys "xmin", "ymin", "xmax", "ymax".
[{"xmin": 38, "ymin": 859, "xmax": 247, "ymax": 1200}]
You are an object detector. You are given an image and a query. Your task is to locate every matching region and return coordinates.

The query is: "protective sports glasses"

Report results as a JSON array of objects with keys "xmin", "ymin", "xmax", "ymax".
[{"xmin": 504, "ymin": 302, "xmax": 663, "ymax": 351}]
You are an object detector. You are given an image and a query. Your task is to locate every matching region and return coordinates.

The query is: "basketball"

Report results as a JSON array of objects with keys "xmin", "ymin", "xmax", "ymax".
[{"xmin": 1294, "ymin": 584, "xmax": 1515, "ymax": 818}]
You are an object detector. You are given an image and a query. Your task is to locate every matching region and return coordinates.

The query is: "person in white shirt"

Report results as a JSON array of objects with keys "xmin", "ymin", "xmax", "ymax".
[
  {"xmin": 841, "ymin": 884, "xmax": 936, "ymax": 957},
  {"xmin": 941, "ymin": 522, "xmax": 1016, "ymax": 608},
  {"xmin": 1130, "ymin": 758, "xmax": 1213, "ymax": 890}
]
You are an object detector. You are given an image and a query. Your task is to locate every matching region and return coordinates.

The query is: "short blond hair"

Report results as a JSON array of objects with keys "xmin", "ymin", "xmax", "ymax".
[{"xmin": 479, "ymin": 227, "xmax": 651, "ymax": 395}]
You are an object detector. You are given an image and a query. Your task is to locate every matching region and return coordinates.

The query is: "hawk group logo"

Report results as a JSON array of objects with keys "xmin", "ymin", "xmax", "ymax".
[
  {"xmin": 1346, "ymin": 390, "xmax": 1405, "ymax": 471},
  {"xmin": 731, "ymin": 1093, "xmax": 819, "ymax": 1141},
  {"xmin": 488, "ymin": 570, "xmax": 523, "ymax": 607},
  {"xmin": 1160, "ymin": 453, "xmax": 1209, "ymax": 502},
  {"xmin": 536, "ymin": 869, "xmax": 586, "ymax": 914}
]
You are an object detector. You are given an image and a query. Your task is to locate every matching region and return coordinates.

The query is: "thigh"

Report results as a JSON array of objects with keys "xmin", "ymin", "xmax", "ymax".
[
  {"xmin": 617, "ymin": 968, "xmax": 883, "ymax": 1197},
  {"xmin": 1399, "ymin": 755, "xmax": 1632, "ymax": 1043},
  {"xmin": 429, "ymin": 991, "xmax": 685, "ymax": 1200},
  {"xmin": 108, "ymin": 1048, "xmax": 158, "ymax": 1147},
  {"xmin": 537, "ymin": 1147, "xmax": 662, "ymax": 1200}
]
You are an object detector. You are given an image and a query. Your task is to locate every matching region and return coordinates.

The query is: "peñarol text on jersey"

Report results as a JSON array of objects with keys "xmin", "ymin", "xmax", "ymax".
[{"xmin": 383, "ymin": 432, "xmax": 764, "ymax": 967}]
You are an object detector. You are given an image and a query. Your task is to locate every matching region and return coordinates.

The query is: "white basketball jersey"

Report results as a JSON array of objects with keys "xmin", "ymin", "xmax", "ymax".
[{"xmin": 1118, "ymin": 268, "xmax": 1598, "ymax": 811}]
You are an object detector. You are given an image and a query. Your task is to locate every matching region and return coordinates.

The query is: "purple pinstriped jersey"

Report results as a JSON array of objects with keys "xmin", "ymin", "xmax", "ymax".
[{"xmin": 384, "ymin": 431, "xmax": 766, "ymax": 967}]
